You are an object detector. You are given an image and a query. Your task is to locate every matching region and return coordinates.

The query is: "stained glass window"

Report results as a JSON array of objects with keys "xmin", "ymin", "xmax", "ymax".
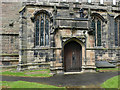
[
  {"xmin": 35, "ymin": 19, "xmax": 39, "ymax": 46},
  {"xmin": 35, "ymin": 13, "xmax": 49, "ymax": 46},
  {"xmin": 115, "ymin": 17, "xmax": 120, "ymax": 46},
  {"xmin": 40, "ymin": 19, "xmax": 44, "ymax": 46},
  {"xmin": 91, "ymin": 20, "xmax": 96, "ymax": 46},
  {"xmin": 97, "ymin": 20, "xmax": 101, "ymax": 46},
  {"xmin": 91, "ymin": 18, "xmax": 102, "ymax": 46},
  {"xmin": 45, "ymin": 17, "xmax": 49, "ymax": 45},
  {"xmin": 114, "ymin": 21, "xmax": 118, "ymax": 46},
  {"xmin": 119, "ymin": 21, "xmax": 120, "ymax": 46},
  {"xmin": 91, "ymin": 20, "xmax": 95, "ymax": 30}
]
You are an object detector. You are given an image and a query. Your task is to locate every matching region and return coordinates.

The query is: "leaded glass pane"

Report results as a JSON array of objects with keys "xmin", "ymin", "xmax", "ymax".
[
  {"xmin": 91, "ymin": 20, "xmax": 95, "ymax": 30},
  {"xmin": 97, "ymin": 20, "xmax": 101, "ymax": 46},
  {"xmin": 91, "ymin": 20, "xmax": 96, "ymax": 46},
  {"xmin": 45, "ymin": 19, "xmax": 49, "ymax": 45},
  {"xmin": 40, "ymin": 19, "xmax": 44, "ymax": 46},
  {"xmin": 114, "ymin": 21, "xmax": 118, "ymax": 46},
  {"xmin": 35, "ymin": 19, "xmax": 39, "ymax": 46},
  {"xmin": 35, "ymin": 13, "xmax": 49, "ymax": 47},
  {"xmin": 119, "ymin": 19, "xmax": 120, "ymax": 46}
]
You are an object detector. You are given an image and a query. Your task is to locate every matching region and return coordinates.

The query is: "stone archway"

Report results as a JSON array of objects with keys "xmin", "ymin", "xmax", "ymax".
[{"xmin": 64, "ymin": 40, "xmax": 82, "ymax": 72}]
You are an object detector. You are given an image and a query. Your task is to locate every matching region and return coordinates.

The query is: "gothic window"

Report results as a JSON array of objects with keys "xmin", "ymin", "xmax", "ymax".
[
  {"xmin": 91, "ymin": 17, "xmax": 102, "ymax": 46},
  {"xmin": 35, "ymin": 13, "xmax": 50, "ymax": 46},
  {"xmin": 114, "ymin": 17, "xmax": 120, "ymax": 46}
]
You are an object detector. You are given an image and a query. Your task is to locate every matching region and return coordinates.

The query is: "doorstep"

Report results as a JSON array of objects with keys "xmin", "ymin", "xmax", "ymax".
[{"xmin": 64, "ymin": 71, "xmax": 84, "ymax": 75}]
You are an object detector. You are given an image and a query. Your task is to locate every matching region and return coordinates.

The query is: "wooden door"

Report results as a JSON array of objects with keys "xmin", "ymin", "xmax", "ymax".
[{"xmin": 64, "ymin": 41, "xmax": 82, "ymax": 72}]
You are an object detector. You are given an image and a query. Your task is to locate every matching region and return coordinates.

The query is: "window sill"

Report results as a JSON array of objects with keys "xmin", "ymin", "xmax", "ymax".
[
  {"xmin": 34, "ymin": 46, "xmax": 50, "ymax": 49},
  {"xmin": 94, "ymin": 46, "xmax": 103, "ymax": 48}
]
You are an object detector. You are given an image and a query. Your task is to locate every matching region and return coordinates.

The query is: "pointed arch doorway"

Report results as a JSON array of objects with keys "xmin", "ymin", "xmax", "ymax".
[{"xmin": 64, "ymin": 41, "xmax": 82, "ymax": 72}]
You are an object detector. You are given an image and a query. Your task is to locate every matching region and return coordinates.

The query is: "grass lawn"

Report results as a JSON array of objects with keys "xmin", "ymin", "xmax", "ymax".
[
  {"xmin": 0, "ymin": 81, "xmax": 65, "ymax": 89},
  {"xmin": 0, "ymin": 69, "xmax": 52, "ymax": 77},
  {"xmin": 96, "ymin": 68, "xmax": 119, "ymax": 71},
  {"xmin": 101, "ymin": 75, "xmax": 120, "ymax": 88}
]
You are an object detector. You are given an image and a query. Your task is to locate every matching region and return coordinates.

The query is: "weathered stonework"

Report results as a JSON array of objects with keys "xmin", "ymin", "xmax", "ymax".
[
  {"xmin": 1, "ymin": 2, "xmax": 22, "ymax": 65},
  {"xmin": 1, "ymin": 0, "xmax": 120, "ymax": 73}
]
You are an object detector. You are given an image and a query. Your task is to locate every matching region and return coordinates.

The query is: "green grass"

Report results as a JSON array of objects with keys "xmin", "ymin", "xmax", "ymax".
[
  {"xmin": 1, "ymin": 69, "xmax": 52, "ymax": 77},
  {"xmin": 101, "ymin": 75, "xmax": 120, "ymax": 88},
  {"xmin": 96, "ymin": 68, "xmax": 119, "ymax": 71},
  {"xmin": 0, "ymin": 81, "xmax": 65, "ymax": 89}
]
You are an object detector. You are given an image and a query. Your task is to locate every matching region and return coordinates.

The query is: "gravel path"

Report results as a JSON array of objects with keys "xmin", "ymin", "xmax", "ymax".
[{"xmin": 1, "ymin": 71, "xmax": 119, "ymax": 87}]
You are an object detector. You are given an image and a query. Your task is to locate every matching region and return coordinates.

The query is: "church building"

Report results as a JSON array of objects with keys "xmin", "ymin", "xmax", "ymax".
[{"xmin": 1, "ymin": 0, "xmax": 120, "ymax": 73}]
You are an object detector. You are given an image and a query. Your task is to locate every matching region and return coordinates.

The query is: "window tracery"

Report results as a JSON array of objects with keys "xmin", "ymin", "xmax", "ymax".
[
  {"xmin": 91, "ymin": 17, "xmax": 102, "ymax": 46},
  {"xmin": 35, "ymin": 13, "xmax": 50, "ymax": 46}
]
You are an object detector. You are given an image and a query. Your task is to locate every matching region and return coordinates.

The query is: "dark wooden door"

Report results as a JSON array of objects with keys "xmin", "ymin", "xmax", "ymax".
[{"xmin": 64, "ymin": 41, "xmax": 82, "ymax": 72}]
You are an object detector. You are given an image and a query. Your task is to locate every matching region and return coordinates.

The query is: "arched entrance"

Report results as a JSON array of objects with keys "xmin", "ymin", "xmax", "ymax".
[{"xmin": 64, "ymin": 41, "xmax": 82, "ymax": 72}]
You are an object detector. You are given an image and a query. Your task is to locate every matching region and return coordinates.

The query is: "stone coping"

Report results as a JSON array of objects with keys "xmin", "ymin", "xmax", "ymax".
[{"xmin": 19, "ymin": 2, "xmax": 120, "ymax": 13}]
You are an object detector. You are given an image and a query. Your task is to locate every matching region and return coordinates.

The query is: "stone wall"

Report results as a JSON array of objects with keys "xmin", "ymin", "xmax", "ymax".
[
  {"xmin": 1, "ymin": 2, "xmax": 22, "ymax": 65},
  {"xmin": 90, "ymin": 9, "xmax": 120, "ymax": 62},
  {"xmin": 19, "ymin": 5, "xmax": 54, "ymax": 69},
  {"xmin": 1, "ymin": 1, "xmax": 120, "ymax": 68}
]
